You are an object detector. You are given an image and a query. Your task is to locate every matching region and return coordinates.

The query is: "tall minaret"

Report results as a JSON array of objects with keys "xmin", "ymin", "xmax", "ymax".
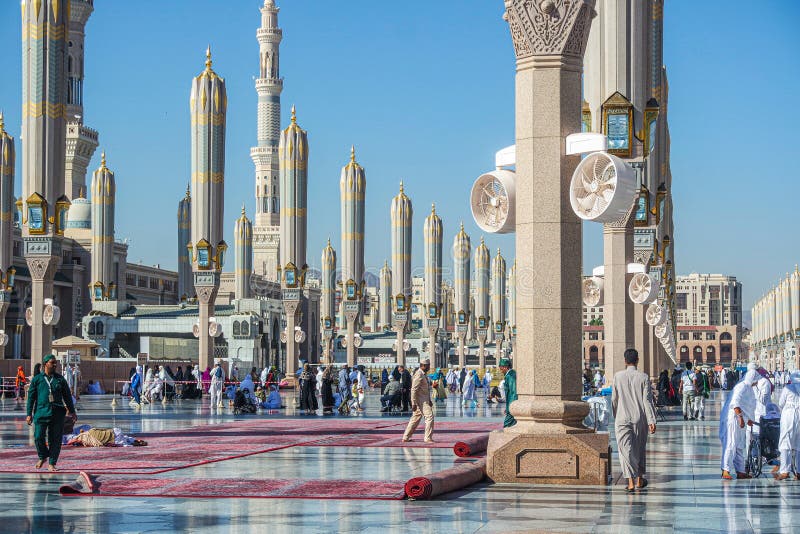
[
  {"xmin": 90, "ymin": 152, "xmax": 115, "ymax": 302},
  {"xmin": 251, "ymin": 0, "xmax": 283, "ymax": 280},
  {"xmin": 177, "ymin": 185, "xmax": 192, "ymax": 300},
  {"xmin": 190, "ymin": 47, "xmax": 227, "ymax": 373},
  {"xmin": 474, "ymin": 237, "xmax": 490, "ymax": 368},
  {"xmin": 491, "ymin": 248, "xmax": 507, "ymax": 359},
  {"xmin": 507, "ymin": 259, "xmax": 517, "ymax": 353},
  {"xmin": 379, "ymin": 260, "xmax": 392, "ymax": 330},
  {"xmin": 278, "ymin": 106, "xmax": 308, "ymax": 378},
  {"xmin": 452, "ymin": 222, "xmax": 471, "ymax": 367},
  {"xmin": 321, "ymin": 238, "xmax": 336, "ymax": 363},
  {"xmin": 423, "ymin": 203, "xmax": 443, "ymax": 365},
  {"xmin": 64, "ymin": 0, "xmax": 99, "ymax": 201},
  {"xmin": 390, "ymin": 182, "xmax": 412, "ymax": 365},
  {"xmin": 339, "ymin": 146, "xmax": 366, "ymax": 364},
  {"xmin": 279, "ymin": 106, "xmax": 308, "ymax": 272},
  {"xmin": 321, "ymin": 238, "xmax": 337, "ymax": 325},
  {"xmin": 234, "ymin": 205, "xmax": 253, "ymax": 300},
  {"xmin": 21, "ymin": 0, "xmax": 70, "ymax": 370},
  {"xmin": 0, "ymin": 114, "xmax": 15, "ymax": 348}
]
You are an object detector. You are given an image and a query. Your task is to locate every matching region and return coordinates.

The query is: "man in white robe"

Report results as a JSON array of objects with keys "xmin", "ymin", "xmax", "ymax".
[
  {"xmin": 611, "ymin": 348, "xmax": 656, "ymax": 491},
  {"xmin": 209, "ymin": 361, "xmax": 226, "ymax": 409},
  {"xmin": 775, "ymin": 370, "xmax": 800, "ymax": 480},
  {"xmin": 720, "ymin": 369, "xmax": 760, "ymax": 479}
]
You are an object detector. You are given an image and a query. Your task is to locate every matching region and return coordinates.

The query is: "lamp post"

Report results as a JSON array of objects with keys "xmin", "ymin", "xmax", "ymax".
[
  {"xmin": 342, "ymin": 279, "xmax": 364, "ymax": 367},
  {"xmin": 392, "ymin": 293, "xmax": 409, "ymax": 366},
  {"xmin": 456, "ymin": 310, "xmax": 469, "ymax": 368},
  {"xmin": 426, "ymin": 302, "xmax": 440, "ymax": 368},
  {"xmin": 476, "ymin": 315, "xmax": 488, "ymax": 369},
  {"xmin": 279, "ymin": 262, "xmax": 306, "ymax": 384}
]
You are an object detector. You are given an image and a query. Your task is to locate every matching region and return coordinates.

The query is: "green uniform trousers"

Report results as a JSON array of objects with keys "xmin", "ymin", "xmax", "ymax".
[{"xmin": 34, "ymin": 411, "xmax": 66, "ymax": 465}]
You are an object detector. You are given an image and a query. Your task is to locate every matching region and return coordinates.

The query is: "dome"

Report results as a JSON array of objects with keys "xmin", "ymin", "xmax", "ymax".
[{"xmin": 66, "ymin": 197, "xmax": 91, "ymax": 229}]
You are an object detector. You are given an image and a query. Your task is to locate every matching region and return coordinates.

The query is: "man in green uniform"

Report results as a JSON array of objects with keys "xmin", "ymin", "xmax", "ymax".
[
  {"xmin": 26, "ymin": 354, "xmax": 76, "ymax": 471},
  {"xmin": 499, "ymin": 358, "xmax": 517, "ymax": 427}
]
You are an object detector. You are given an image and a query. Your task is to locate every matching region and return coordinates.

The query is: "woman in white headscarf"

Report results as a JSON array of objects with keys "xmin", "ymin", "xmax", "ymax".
[
  {"xmin": 720, "ymin": 369, "xmax": 761, "ymax": 479},
  {"xmin": 462, "ymin": 370, "xmax": 477, "ymax": 408},
  {"xmin": 775, "ymin": 370, "xmax": 800, "ymax": 480},
  {"xmin": 141, "ymin": 367, "xmax": 155, "ymax": 403}
]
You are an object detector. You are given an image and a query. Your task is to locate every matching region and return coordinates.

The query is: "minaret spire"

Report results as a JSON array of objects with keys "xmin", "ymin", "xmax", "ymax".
[{"xmin": 251, "ymin": 0, "xmax": 284, "ymax": 279}]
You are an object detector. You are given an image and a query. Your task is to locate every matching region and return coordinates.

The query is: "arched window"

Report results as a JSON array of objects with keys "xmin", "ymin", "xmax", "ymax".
[
  {"xmin": 241, "ymin": 321, "xmax": 250, "ymax": 337},
  {"xmin": 589, "ymin": 346, "xmax": 599, "ymax": 367},
  {"xmin": 720, "ymin": 332, "xmax": 733, "ymax": 341},
  {"xmin": 693, "ymin": 346, "xmax": 702, "ymax": 362},
  {"xmin": 96, "ymin": 322, "xmax": 104, "ymax": 336},
  {"xmin": 233, "ymin": 321, "xmax": 241, "ymax": 336},
  {"xmin": 88, "ymin": 321, "xmax": 95, "ymax": 335}
]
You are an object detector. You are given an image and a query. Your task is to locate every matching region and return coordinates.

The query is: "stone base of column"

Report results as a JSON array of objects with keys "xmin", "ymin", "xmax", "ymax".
[{"xmin": 486, "ymin": 428, "xmax": 610, "ymax": 485}]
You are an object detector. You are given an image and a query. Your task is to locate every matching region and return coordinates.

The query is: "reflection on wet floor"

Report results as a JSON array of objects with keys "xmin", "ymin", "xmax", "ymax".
[{"xmin": 1, "ymin": 389, "xmax": 799, "ymax": 533}]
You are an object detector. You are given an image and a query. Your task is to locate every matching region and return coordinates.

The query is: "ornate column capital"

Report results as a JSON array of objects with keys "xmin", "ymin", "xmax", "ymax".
[
  {"xmin": 26, "ymin": 256, "xmax": 58, "ymax": 281},
  {"xmin": 503, "ymin": 0, "xmax": 596, "ymax": 61}
]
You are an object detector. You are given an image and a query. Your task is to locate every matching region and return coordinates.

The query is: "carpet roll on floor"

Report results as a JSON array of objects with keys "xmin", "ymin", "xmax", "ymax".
[
  {"xmin": 60, "ymin": 472, "xmax": 98, "ymax": 495},
  {"xmin": 453, "ymin": 435, "xmax": 489, "ymax": 457},
  {"xmin": 404, "ymin": 459, "xmax": 486, "ymax": 500}
]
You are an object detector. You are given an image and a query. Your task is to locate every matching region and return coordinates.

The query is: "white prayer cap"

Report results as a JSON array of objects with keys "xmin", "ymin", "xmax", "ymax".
[{"xmin": 420, "ymin": 358, "xmax": 430, "ymax": 365}]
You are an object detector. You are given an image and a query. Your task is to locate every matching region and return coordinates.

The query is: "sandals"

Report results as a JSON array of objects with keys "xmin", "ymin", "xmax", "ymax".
[
  {"xmin": 637, "ymin": 478, "xmax": 648, "ymax": 489},
  {"xmin": 721, "ymin": 470, "xmax": 733, "ymax": 480}
]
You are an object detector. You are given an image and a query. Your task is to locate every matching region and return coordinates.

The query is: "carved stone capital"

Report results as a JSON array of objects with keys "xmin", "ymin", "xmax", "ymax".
[
  {"xmin": 26, "ymin": 257, "xmax": 58, "ymax": 281},
  {"xmin": 504, "ymin": 0, "xmax": 596, "ymax": 61},
  {"xmin": 633, "ymin": 250, "xmax": 652, "ymax": 266},
  {"xmin": 195, "ymin": 285, "xmax": 219, "ymax": 304},
  {"xmin": 602, "ymin": 201, "xmax": 637, "ymax": 229}
]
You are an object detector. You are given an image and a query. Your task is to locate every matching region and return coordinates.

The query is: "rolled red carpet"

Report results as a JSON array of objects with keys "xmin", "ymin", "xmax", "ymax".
[
  {"xmin": 404, "ymin": 459, "xmax": 486, "ymax": 500},
  {"xmin": 453, "ymin": 435, "xmax": 490, "ymax": 457}
]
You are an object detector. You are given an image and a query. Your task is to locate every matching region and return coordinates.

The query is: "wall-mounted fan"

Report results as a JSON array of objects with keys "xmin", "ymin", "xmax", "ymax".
[
  {"xmin": 25, "ymin": 307, "xmax": 34, "ymax": 327},
  {"xmin": 353, "ymin": 333, "xmax": 363, "ymax": 348},
  {"xmin": 43, "ymin": 304, "xmax": 61, "ymax": 326},
  {"xmin": 646, "ymin": 303, "xmax": 667, "ymax": 326},
  {"xmin": 294, "ymin": 329, "xmax": 306, "ymax": 343},
  {"xmin": 470, "ymin": 169, "xmax": 516, "ymax": 234},
  {"xmin": 628, "ymin": 273, "xmax": 658, "ymax": 305},
  {"xmin": 582, "ymin": 277, "xmax": 604, "ymax": 307},
  {"xmin": 569, "ymin": 152, "xmax": 637, "ymax": 223},
  {"xmin": 192, "ymin": 322, "xmax": 201, "ymax": 338},
  {"xmin": 0, "ymin": 331, "xmax": 8, "ymax": 347},
  {"xmin": 654, "ymin": 321, "xmax": 670, "ymax": 340},
  {"xmin": 280, "ymin": 329, "xmax": 287, "ymax": 343},
  {"xmin": 209, "ymin": 321, "xmax": 223, "ymax": 338}
]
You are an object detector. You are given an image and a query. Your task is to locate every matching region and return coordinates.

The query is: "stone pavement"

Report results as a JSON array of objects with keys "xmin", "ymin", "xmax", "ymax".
[{"xmin": 0, "ymin": 389, "xmax": 799, "ymax": 533}]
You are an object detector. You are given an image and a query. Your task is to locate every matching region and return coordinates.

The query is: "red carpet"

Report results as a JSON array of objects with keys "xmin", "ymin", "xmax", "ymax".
[
  {"xmin": 404, "ymin": 459, "xmax": 486, "ymax": 500},
  {"xmin": 1, "ymin": 419, "xmax": 498, "ymax": 490},
  {"xmin": 453, "ymin": 435, "xmax": 490, "ymax": 457},
  {"xmin": 60, "ymin": 473, "xmax": 406, "ymax": 500}
]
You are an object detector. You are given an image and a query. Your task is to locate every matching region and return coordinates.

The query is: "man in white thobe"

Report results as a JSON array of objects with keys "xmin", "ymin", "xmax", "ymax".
[
  {"xmin": 208, "ymin": 361, "xmax": 225, "ymax": 409},
  {"xmin": 775, "ymin": 370, "xmax": 800, "ymax": 480},
  {"xmin": 611, "ymin": 349, "xmax": 657, "ymax": 491},
  {"xmin": 720, "ymin": 369, "xmax": 760, "ymax": 479}
]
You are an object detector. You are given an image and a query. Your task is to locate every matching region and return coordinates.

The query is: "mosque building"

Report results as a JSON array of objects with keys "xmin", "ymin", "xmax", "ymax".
[{"xmin": 2, "ymin": 0, "xmax": 510, "ymax": 372}]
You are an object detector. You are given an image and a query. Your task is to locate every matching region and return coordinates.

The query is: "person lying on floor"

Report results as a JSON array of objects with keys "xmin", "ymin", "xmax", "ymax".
[{"xmin": 65, "ymin": 425, "xmax": 147, "ymax": 447}]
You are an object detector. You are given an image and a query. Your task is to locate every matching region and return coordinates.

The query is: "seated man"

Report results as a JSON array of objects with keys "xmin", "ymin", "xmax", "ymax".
[
  {"xmin": 86, "ymin": 380, "xmax": 105, "ymax": 395},
  {"xmin": 380, "ymin": 376, "xmax": 402, "ymax": 412},
  {"xmin": 486, "ymin": 385, "xmax": 504, "ymax": 404},
  {"xmin": 233, "ymin": 388, "xmax": 257, "ymax": 414}
]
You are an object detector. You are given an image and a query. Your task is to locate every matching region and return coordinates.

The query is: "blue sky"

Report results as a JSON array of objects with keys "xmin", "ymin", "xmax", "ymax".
[{"xmin": 0, "ymin": 1, "xmax": 798, "ymax": 315}]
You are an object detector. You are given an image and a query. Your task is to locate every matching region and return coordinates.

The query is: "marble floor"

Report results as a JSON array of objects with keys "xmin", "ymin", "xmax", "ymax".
[{"xmin": 1, "ymin": 388, "xmax": 799, "ymax": 533}]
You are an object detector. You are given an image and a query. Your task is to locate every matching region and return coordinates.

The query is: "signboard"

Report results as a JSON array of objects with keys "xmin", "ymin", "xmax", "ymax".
[
  {"xmin": 406, "ymin": 356, "xmax": 419, "ymax": 367},
  {"xmin": 456, "ymin": 324, "xmax": 468, "ymax": 335},
  {"xmin": 373, "ymin": 354, "xmax": 395, "ymax": 364},
  {"xmin": 343, "ymin": 301, "xmax": 360, "ymax": 313},
  {"xmin": 357, "ymin": 356, "xmax": 372, "ymax": 365},
  {"xmin": 392, "ymin": 312, "xmax": 408, "ymax": 324},
  {"xmin": 426, "ymin": 318, "xmax": 440, "ymax": 329}
]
